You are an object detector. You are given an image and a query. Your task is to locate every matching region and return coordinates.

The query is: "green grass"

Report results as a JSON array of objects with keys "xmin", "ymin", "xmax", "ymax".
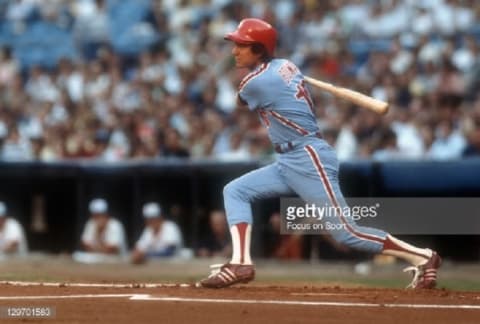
[
  {"xmin": 2, "ymin": 272, "xmax": 479, "ymax": 291},
  {"xmin": 2, "ymin": 259, "xmax": 479, "ymax": 292},
  {"xmin": 256, "ymin": 274, "xmax": 480, "ymax": 291}
]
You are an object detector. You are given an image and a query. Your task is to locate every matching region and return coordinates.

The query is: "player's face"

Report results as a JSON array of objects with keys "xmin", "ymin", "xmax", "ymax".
[
  {"xmin": 93, "ymin": 213, "xmax": 109, "ymax": 230},
  {"xmin": 231, "ymin": 43, "xmax": 262, "ymax": 69},
  {"xmin": 147, "ymin": 218, "xmax": 163, "ymax": 232}
]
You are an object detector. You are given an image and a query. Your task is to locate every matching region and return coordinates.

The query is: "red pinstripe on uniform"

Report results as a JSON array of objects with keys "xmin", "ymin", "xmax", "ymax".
[
  {"xmin": 304, "ymin": 145, "xmax": 385, "ymax": 245},
  {"xmin": 239, "ymin": 63, "xmax": 269, "ymax": 92},
  {"xmin": 270, "ymin": 111, "xmax": 309, "ymax": 135}
]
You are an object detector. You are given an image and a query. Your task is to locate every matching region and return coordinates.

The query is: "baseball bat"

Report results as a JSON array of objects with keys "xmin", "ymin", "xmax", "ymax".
[{"xmin": 304, "ymin": 76, "xmax": 389, "ymax": 115}]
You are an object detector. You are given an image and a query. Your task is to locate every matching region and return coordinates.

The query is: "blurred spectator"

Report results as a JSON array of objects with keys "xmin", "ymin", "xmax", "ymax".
[
  {"xmin": 25, "ymin": 65, "xmax": 60, "ymax": 103},
  {"xmin": 160, "ymin": 127, "xmax": 190, "ymax": 158},
  {"xmin": 131, "ymin": 202, "xmax": 184, "ymax": 264},
  {"xmin": 215, "ymin": 129, "xmax": 252, "ymax": 161},
  {"xmin": 335, "ymin": 112, "xmax": 361, "ymax": 161},
  {"xmin": 0, "ymin": 126, "xmax": 33, "ymax": 161},
  {"xmin": 462, "ymin": 105, "xmax": 480, "ymax": 157},
  {"xmin": 264, "ymin": 212, "xmax": 302, "ymax": 260},
  {"xmin": 0, "ymin": 201, "xmax": 28, "ymax": 258},
  {"xmin": 73, "ymin": 198, "xmax": 127, "ymax": 263},
  {"xmin": 452, "ymin": 35, "xmax": 479, "ymax": 74},
  {"xmin": 371, "ymin": 127, "xmax": 403, "ymax": 161},
  {"xmin": 0, "ymin": 47, "xmax": 19, "ymax": 87},
  {"xmin": 390, "ymin": 108, "xmax": 425, "ymax": 159},
  {"xmin": 427, "ymin": 119, "xmax": 467, "ymax": 160},
  {"xmin": 196, "ymin": 209, "xmax": 231, "ymax": 258},
  {"xmin": 72, "ymin": 0, "xmax": 110, "ymax": 60}
]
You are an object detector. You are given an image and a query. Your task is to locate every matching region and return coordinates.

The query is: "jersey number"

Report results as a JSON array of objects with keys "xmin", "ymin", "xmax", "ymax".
[{"xmin": 295, "ymin": 80, "xmax": 314, "ymax": 112}]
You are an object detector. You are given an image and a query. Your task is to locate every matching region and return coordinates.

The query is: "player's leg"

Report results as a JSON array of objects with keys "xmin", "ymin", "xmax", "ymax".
[
  {"xmin": 197, "ymin": 162, "xmax": 294, "ymax": 288},
  {"xmin": 286, "ymin": 144, "xmax": 440, "ymax": 288},
  {"xmin": 284, "ymin": 148, "xmax": 387, "ymax": 254}
]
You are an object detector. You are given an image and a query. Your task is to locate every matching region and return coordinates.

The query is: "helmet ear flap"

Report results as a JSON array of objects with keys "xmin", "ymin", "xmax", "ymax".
[
  {"xmin": 250, "ymin": 43, "xmax": 270, "ymax": 60},
  {"xmin": 251, "ymin": 43, "xmax": 267, "ymax": 56}
]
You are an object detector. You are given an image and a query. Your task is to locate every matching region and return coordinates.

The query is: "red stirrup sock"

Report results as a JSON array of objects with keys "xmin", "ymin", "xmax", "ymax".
[{"xmin": 230, "ymin": 222, "xmax": 252, "ymax": 265}]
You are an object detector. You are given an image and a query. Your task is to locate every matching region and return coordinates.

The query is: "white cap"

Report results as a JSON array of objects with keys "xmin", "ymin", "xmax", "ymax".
[
  {"xmin": 89, "ymin": 198, "xmax": 108, "ymax": 214},
  {"xmin": 142, "ymin": 202, "xmax": 162, "ymax": 219},
  {"xmin": 0, "ymin": 202, "xmax": 6, "ymax": 217}
]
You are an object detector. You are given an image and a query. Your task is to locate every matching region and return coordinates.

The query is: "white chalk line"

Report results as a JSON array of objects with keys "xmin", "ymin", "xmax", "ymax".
[
  {"xmin": 0, "ymin": 294, "xmax": 149, "ymax": 300},
  {"xmin": 0, "ymin": 293, "xmax": 479, "ymax": 310},
  {"xmin": 0, "ymin": 281, "xmax": 192, "ymax": 288},
  {"xmin": 290, "ymin": 292, "xmax": 359, "ymax": 297},
  {"xmin": 130, "ymin": 295, "xmax": 480, "ymax": 310}
]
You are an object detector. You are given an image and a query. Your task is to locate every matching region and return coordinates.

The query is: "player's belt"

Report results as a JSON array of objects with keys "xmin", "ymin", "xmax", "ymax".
[{"xmin": 274, "ymin": 131, "xmax": 323, "ymax": 154}]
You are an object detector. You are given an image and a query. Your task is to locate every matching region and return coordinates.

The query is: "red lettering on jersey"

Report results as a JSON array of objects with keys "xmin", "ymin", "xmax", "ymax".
[
  {"xmin": 278, "ymin": 61, "xmax": 299, "ymax": 85},
  {"xmin": 295, "ymin": 80, "xmax": 314, "ymax": 111}
]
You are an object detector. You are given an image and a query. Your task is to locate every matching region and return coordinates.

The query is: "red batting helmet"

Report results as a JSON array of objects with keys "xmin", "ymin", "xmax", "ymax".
[{"xmin": 224, "ymin": 18, "xmax": 277, "ymax": 57}]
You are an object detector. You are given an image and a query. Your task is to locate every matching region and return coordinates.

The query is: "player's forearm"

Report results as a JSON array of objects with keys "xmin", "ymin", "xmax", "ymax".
[
  {"xmin": 131, "ymin": 249, "xmax": 146, "ymax": 264},
  {"xmin": 98, "ymin": 243, "xmax": 119, "ymax": 254},
  {"xmin": 81, "ymin": 241, "xmax": 96, "ymax": 252},
  {"xmin": 3, "ymin": 241, "xmax": 19, "ymax": 253},
  {"xmin": 82, "ymin": 241, "xmax": 119, "ymax": 254}
]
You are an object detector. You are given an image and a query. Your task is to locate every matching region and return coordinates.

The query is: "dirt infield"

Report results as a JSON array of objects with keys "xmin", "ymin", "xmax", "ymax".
[
  {"xmin": 0, "ymin": 282, "xmax": 479, "ymax": 324},
  {"xmin": 0, "ymin": 257, "xmax": 479, "ymax": 323}
]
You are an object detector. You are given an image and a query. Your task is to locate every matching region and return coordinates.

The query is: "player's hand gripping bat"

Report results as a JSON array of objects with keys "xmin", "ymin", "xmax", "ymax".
[{"xmin": 304, "ymin": 76, "xmax": 389, "ymax": 115}]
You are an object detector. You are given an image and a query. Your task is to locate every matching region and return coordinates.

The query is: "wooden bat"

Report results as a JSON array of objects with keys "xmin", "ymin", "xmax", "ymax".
[{"xmin": 304, "ymin": 76, "xmax": 389, "ymax": 115}]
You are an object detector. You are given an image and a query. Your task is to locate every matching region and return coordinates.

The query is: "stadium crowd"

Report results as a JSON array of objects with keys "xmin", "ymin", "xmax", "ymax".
[{"xmin": 0, "ymin": 0, "xmax": 479, "ymax": 163}]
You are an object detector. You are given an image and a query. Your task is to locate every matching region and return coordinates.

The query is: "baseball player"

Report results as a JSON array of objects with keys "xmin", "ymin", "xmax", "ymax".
[
  {"xmin": 197, "ymin": 18, "xmax": 441, "ymax": 289},
  {"xmin": 0, "ymin": 201, "xmax": 28, "ymax": 258},
  {"xmin": 131, "ymin": 202, "xmax": 184, "ymax": 264},
  {"xmin": 73, "ymin": 198, "xmax": 128, "ymax": 263}
]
